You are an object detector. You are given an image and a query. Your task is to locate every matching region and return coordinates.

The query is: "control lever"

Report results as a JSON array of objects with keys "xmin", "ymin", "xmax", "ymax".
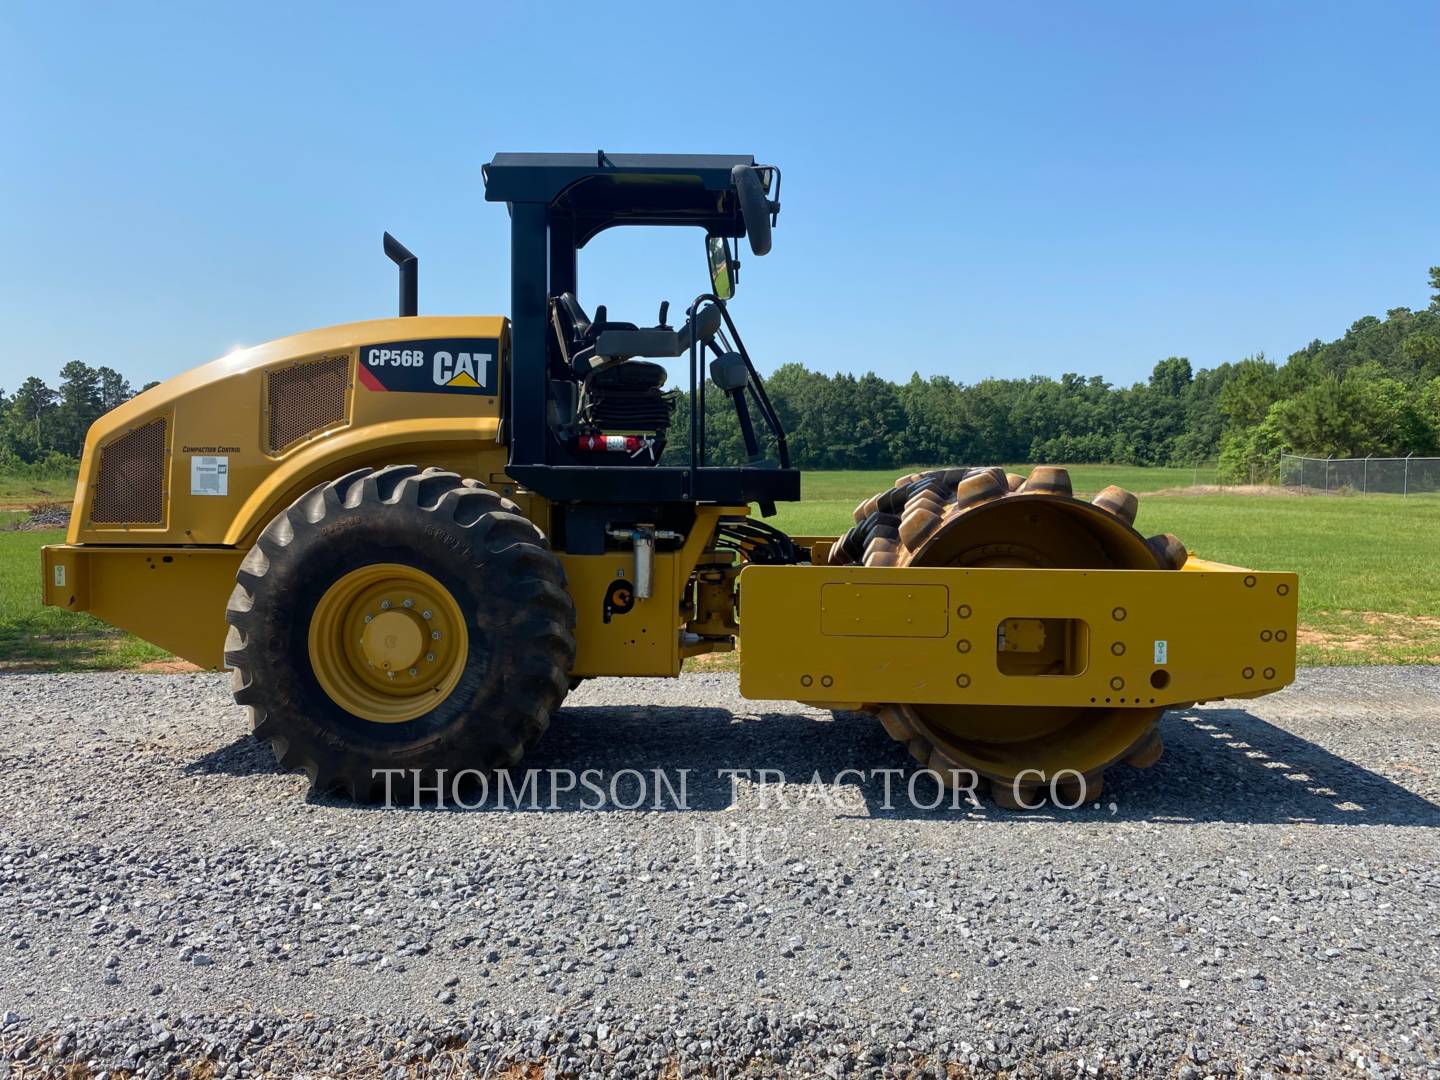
[{"xmin": 657, "ymin": 301, "xmax": 670, "ymax": 328}]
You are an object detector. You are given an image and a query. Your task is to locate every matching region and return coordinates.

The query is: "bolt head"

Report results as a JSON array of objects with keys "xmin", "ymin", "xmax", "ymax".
[
  {"xmin": 432, "ymin": 630, "xmax": 441, "ymax": 640},
  {"xmin": 425, "ymin": 652, "xmax": 436, "ymax": 663},
  {"xmin": 364, "ymin": 614, "xmax": 373, "ymax": 623},
  {"xmin": 408, "ymin": 667, "xmax": 418, "ymax": 677},
  {"xmin": 403, "ymin": 598, "xmax": 414, "ymax": 608},
  {"xmin": 380, "ymin": 600, "xmax": 391, "ymax": 610},
  {"xmin": 422, "ymin": 610, "xmax": 433, "ymax": 620}
]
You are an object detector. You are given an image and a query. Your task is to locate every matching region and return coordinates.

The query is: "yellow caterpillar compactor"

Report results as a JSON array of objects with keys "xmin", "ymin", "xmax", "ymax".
[{"xmin": 42, "ymin": 153, "xmax": 1297, "ymax": 805}]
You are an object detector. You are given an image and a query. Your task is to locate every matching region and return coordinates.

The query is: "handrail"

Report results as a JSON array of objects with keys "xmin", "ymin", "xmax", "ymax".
[{"xmin": 684, "ymin": 292, "xmax": 791, "ymax": 470}]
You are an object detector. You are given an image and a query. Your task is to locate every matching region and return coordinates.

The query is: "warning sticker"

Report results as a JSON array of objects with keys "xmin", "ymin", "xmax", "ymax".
[
  {"xmin": 191, "ymin": 455, "xmax": 229, "ymax": 496},
  {"xmin": 1154, "ymin": 640, "xmax": 1168, "ymax": 665}
]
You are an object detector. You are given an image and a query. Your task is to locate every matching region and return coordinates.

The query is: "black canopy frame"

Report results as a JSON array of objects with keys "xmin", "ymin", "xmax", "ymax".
[{"xmin": 481, "ymin": 152, "xmax": 798, "ymax": 508}]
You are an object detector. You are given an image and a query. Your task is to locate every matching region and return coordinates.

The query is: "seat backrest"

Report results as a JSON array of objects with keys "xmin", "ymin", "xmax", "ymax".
[{"xmin": 550, "ymin": 293, "xmax": 591, "ymax": 367}]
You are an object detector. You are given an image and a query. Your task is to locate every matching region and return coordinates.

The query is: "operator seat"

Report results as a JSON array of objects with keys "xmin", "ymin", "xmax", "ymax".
[
  {"xmin": 551, "ymin": 292, "xmax": 642, "ymax": 377},
  {"xmin": 548, "ymin": 292, "xmax": 676, "ymax": 462}
]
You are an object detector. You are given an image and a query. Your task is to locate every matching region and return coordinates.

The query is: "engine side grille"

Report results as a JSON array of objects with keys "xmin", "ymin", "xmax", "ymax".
[
  {"xmin": 266, "ymin": 354, "xmax": 351, "ymax": 453},
  {"xmin": 91, "ymin": 418, "xmax": 167, "ymax": 524}
]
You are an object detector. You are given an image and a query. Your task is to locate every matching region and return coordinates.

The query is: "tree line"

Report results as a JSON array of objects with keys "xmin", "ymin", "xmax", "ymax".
[
  {"xmin": 0, "ymin": 363, "xmax": 156, "ymax": 472},
  {"xmin": 5, "ymin": 269, "xmax": 1438, "ymax": 481},
  {"xmin": 673, "ymin": 267, "xmax": 1440, "ymax": 480}
]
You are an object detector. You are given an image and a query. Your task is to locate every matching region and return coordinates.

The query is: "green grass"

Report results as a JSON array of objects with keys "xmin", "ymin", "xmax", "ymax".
[
  {"xmin": 0, "ymin": 528, "xmax": 170, "ymax": 670},
  {"xmin": 0, "ymin": 462, "xmax": 78, "ymax": 504}
]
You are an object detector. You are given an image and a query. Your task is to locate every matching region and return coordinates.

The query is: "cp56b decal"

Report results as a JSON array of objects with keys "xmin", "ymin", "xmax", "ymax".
[{"xmin": 356, "ymin": 338, "xmax": 499, "ymax": 395}]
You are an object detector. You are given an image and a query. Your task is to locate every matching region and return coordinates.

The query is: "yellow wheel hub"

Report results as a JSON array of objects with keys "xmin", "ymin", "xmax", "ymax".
[
  {"xmin": 307, "ymin": 563, "xmax": 468, "ymax": 723},
  {"xmin": 361, "ymin": 610, "xmax": 425, "ymax": 671}
]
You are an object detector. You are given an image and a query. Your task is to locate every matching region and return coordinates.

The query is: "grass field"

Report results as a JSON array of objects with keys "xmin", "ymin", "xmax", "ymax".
[
  {"xmin": 1, "ymin": 463, "xmax": 1435, "ymax": 670},
  {"xmin": 0, "ymin": 462, "xmax": 78, "ymax": 505}
]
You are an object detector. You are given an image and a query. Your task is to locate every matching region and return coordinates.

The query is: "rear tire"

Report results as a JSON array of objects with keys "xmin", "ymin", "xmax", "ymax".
[{"xmin": 224, "ymin": 465, "xmax": 576, "ymax": 801}]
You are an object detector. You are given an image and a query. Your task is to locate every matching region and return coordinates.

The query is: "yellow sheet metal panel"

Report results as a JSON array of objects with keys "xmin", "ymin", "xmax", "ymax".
[
  {"xmin": 41, "ymin": 544, "xmax": 242, "ymax": 669},
  {"xmin": 224, "ymin": 422, "xmax": 507, "ymax": 546},
  {"xmin": 1181, "ymin": 556, "xmax": 1251, "ymax": 574},
  {"xmin": 69, "ymin": 316, "xmax": 509, "ymax": 547},
  {"xmin": 559, "ymin": 553, "xmax": 683, "ymax": 677},
  {"xmin": 819, "ymin": 583, "xmax": 949, "ymax": 638},
  {"xmin": 738, "ymin": 564, "xmax": 1297, "ymax": 708},
  {"xmin": 557, "ymin": 507, "xmax": 743, "ymax": 678},
  {"xmin": 41, "ymin": 544, "xmax": 90, "ymax": 612}
]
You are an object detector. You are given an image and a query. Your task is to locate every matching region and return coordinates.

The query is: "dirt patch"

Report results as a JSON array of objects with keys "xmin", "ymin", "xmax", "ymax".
[
  {"xmin": 1299, "ymin": 610, "xmax": 1440, "ymax": 662},
  {"xmin": 0, "ymin": 498, "xmax": 72, "ymax": 510},
  {"xmin": 138, "ymin": 658, "xmax": 204, "ymax": 673},
  {"xmin": 1358, "ymin": 610, "xmax": 1440, "ymax": 629},
  {"xmin": 682, "ymin": 651, "xmax": 740, "ymax": 672},
  {"xmin": 1296, "ymin": 627, "xmax": 1373, "ymax": 653},
  {"xmin": 0, "ymin": 660, "xmax": 62, "ymax": 673}
]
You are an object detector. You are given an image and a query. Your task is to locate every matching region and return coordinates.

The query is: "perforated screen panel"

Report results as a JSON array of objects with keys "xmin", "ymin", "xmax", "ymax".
[
  {"xmin": 91, "ymin": 418, "xmax": 167, "ymax": 524},
  {"xmin": 266, "ymin": 354, "xmax": 350, "ymax": 453}
]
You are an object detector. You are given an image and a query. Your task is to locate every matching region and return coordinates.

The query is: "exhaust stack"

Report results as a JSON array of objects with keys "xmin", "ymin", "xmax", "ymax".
[{"xmin": 382, "ymin": 232, "xmax": 418, "ymax": 317}]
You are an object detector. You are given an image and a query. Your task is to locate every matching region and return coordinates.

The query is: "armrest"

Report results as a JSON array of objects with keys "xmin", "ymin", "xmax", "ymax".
[
  {"xmin": 676, "ymin": 305, "xmax": 723, "ymax": 353},
  {"xmin": 592, "ymin": 327, "xmax": 683, "ymax": 360},
  {"xmin": 590, "ymin": 306, "xmax": 724, "ymax": 363}
]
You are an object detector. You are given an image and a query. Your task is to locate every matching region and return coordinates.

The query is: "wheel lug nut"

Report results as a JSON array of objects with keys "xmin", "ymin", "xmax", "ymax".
[
  {"xmin": 432, "ymin": 631, "xmax": 441, "ymax": 640},
  {"xmin": 403, "ymin": 598, "xmax": 414, "ymax": 608},
  {"xmin": 380, "ymin": 600, "xmax": 391, "ymax": 610},
  {"xmin": 425, "ymin": 652, "xmax": 435, "ymax": 663},
  {"xmin": 408, "ymin": 667, "xmax": 418, "ymax": 676},
  {"xmin": 386, "ymin": 671, "xmax": 396, "ymax": 679},
  {"xmin": 364, "ymin": 614, "xmax": 373, "ymax": 623},
  {"xmin": 422, "ymin": 610, "xmax": 433, "ymax": 620}
]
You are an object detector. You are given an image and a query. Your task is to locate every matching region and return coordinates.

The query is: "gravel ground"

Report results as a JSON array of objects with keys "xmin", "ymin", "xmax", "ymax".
[{"xmin": 2, "ymin": 668, "xmax": 1438, "ymax": 1079}]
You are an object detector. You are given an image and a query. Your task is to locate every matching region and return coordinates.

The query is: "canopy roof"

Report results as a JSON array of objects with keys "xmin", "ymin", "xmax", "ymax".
[{"xmin": 482, "ymin": 152, "xmax": 756, "ymax": 246}]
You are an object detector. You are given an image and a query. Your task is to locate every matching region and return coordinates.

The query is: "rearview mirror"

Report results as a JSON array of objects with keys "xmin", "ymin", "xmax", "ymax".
[{"xmin": 707, "ymin": 236, "xmax": 735, "ymax": 300}]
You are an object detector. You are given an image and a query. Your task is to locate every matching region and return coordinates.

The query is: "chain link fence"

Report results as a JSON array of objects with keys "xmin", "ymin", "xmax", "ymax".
[{"xmin": 1279, "ymin": 454, "xmax": 1440, "ymax": 495}]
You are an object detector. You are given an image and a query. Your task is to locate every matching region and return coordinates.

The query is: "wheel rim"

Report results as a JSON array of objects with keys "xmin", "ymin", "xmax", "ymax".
[{"xmin": 307, "ymin": 563, "xmax": 468, "ymax": 724}]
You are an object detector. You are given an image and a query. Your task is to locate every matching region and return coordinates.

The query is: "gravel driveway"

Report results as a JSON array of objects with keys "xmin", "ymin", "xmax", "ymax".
[{"xmin": 2, "ymin": 668, "xmax": 1438, "ymax": 1078}]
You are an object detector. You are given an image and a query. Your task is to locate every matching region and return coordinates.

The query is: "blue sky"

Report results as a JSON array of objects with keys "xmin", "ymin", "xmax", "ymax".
[{"xmin": 2, "ymin": 1, "xmax": 1437, "ymax": 392}]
